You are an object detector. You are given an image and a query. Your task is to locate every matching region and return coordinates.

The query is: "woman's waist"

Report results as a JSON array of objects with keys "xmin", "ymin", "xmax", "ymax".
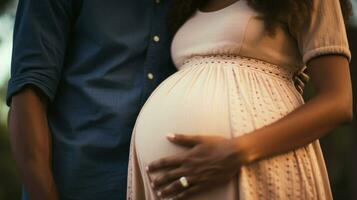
[{"xmin": 180, "ymin": 54, "xmax": 299, "ymax": 81}]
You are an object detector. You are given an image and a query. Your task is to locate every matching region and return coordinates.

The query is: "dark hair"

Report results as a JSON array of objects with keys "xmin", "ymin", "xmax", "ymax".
[{"xmin": 167, "ymin": 0, "xmax": 353, "ymax": 35}]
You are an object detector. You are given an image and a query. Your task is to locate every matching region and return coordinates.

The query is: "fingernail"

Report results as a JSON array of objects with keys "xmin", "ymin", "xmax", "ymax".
[
  {"xmin": 150, "ymin": 182, "xmax": 155, "ymax": 188},
  {"xmin": 145, "ymin": 166, "xmax": 149, "ymax": 171},
  {"xmin": 167, "ymin": 133, "xmax": 175, "ymax": 139},
  {"xmin": 157, "ymin": 191, "xmax": 162, "ymax": 197}
]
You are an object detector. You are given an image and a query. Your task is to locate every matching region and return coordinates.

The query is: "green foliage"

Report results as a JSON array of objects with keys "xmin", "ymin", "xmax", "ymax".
[
  {"xmin": 0, "ymin": 125, "xmax": 22, "ymax": 200},
  {"xmin": 0, "ymin": 0, "xmax": 13, "ymax": 15}
]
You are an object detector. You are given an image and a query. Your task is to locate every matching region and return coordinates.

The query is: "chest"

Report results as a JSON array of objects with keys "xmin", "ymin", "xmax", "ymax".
[{"xmin": 171, "ymin": 1, "xmax": 258, "ymax": 55}]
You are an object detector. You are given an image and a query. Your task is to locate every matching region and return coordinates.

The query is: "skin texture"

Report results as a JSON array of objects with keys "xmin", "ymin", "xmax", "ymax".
[
  {"xmin": 147, "ymin": 55, "xmax": 353, "ymax": 199},
  {"xmin": 8, "ymin": 86, "xmax": 59, "ymax": 200}
]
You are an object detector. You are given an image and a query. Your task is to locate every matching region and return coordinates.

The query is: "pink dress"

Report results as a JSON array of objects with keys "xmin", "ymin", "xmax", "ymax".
[{"xmin": 127, "ymin": 0, "xmax": 351, "ymax": 199}]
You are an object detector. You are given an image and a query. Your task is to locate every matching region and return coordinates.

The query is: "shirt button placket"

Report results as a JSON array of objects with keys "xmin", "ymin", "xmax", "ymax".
[
  {"xmin": 142, "ymin": 0, "xmax": 163, "ymax": 101},
  {"xmin": 148, "ymin": 34, "xmax": 160, "ymax": 82}
]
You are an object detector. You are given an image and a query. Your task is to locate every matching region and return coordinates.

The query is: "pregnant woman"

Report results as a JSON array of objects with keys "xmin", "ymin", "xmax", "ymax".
[{"xmin": 127, "ymin": 0, "xmax": 353, "ymax": 199}]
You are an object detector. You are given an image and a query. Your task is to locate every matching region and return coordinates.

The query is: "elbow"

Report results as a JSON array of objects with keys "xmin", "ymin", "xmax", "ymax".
[
  {"xmin": 343, "ymin": 106, "xmax": 353, "ymax": 123},
  {"xmin": 340, "ymin": 108, "xmax": 353, "ymax": 124},
  {"xmin": 337, "ymin": 97, "xmax": 353, "ymax": 124},
  {"xmin": 325, "ymin": 91, "xmax": 354, "ymax": 124},
  {"xmin": 344, "ymin": 94, "xmax": 354, "ymax": 123}
]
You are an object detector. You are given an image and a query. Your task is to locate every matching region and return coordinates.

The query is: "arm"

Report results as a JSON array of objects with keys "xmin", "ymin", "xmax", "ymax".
[
  {"xmin": 236, "ymin": 55, "xmax": 353, "ymax": 163},
  {"xmin": 9, "ymin": 86, "xmax": 59, "ymax": 200},
  {"xmin": 6, "ymin": 0, "xmax": 76, "ymax": 197}
]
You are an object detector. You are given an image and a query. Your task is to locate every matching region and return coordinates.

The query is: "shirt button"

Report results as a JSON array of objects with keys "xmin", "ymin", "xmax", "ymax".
[
  {"xmin": 155, "ymin": 0, "xmax": 160, "ymax": 3},
  {"xmin": 153, "ymin": 35, "xmax": 160, "ymax": 42},
  {"xmin": 147, "ymin": 73, "xmax": 154, "ymax": 80}
]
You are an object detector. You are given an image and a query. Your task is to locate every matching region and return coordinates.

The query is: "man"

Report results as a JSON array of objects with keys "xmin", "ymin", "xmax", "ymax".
[{"xmin": 7, "ymin": 0, "xmax": 307, "ymax": 199}]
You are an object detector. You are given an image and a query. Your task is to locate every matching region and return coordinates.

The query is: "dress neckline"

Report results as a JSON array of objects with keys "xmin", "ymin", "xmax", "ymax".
[{"xmin": 197, "ymin": 0, "xmax": 242, "ymax": 15}]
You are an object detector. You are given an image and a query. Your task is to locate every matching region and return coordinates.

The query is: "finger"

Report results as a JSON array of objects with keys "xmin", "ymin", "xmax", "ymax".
[
  {"xmin": 296, "ymin": 77, "xmax": 305, "ymax": 89},
  {"xmin": 298, "ymin": 71, "xmax": 310, "ymax": 83},
  {"xmin": 159, "ymin": 176, "xmax": 196, "ymax": 198},
  {"xmin": 147, "ymin": 156, "xmax": 184, "ymax": 172},
  {"xmin": 167, "ymin": 134, "xmax": 203, "ymax": 148},
  {"xmin": 172, "ymin": 185, "xmax": 202, "ymax": 200},
  {"xmin": 296, "ymin": 65, "xmax": 307, "ymax": 75},
  {"xmin": 146, "ymin": 170, "xmax": 155, "ymax": 188},
  {"xmin": 295, "ymin": 83, "xmax": 303, "ymax": 94},
  {"xmin": 151, "ymin": 168, "xmax": 186, "ymax": 189},
  {"xmin": 300, "ymin": 65, "xmax": 307, "ymax": 73},
  {"xmin": 294, "ymin": 76, "xmax": 305, "ymax": 89}
]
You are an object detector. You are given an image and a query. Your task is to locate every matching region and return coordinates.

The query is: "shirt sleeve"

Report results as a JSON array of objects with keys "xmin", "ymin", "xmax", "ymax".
[
  {"xmin": 6, "ymin": 0, "xmax": 76, "ymax": 106},
  {"xmin": 291, "ymin": 0, "xmax": 351, "ymax": 65}
]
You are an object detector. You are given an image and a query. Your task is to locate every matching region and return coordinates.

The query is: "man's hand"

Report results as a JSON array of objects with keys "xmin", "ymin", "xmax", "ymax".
[
  {"xmin": 294, "ymin": 66, "xmax": 310, "ymax": 94},
  {"xmin": 146, "ymin": 134, "xmax": 242, "ymax": 200}
]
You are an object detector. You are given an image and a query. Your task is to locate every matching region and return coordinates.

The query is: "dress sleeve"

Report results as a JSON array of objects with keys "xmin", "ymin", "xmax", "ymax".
[
  {"xmin": 6, "ymin": 0, "xmax": 76, "ymax": 106},
  {"xmin": 291, "ymin": 0, "xmax": 351, "ymax": 65}
]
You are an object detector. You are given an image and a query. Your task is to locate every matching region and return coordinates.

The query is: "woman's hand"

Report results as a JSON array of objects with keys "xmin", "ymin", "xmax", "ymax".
[
  {"xmin": 294, "ymin": 66, "xmax": 310, "ymax": 94},
  {"xmin": 146, "ymin": 134, "xmax": 242, "ymax": 200}
]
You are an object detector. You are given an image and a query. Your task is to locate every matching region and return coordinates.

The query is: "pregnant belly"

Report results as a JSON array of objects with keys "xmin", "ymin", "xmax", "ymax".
[
  {"xmin": 135, "ymin": 64, "xmax": 231, "ymax": 165},
  {"xmin": 134, "ymin": 55, "xmax": 302, "ymax": 169}
]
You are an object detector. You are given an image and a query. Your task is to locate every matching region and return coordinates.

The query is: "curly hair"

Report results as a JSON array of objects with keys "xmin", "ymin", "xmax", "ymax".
[{"xmin": 167, "ymin": 0, "xmax": 353, "ymax": 36}]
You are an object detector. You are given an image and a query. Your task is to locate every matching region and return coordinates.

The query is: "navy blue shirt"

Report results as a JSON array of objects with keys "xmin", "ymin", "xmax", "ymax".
[{"xmin": 7, "ymin": 0, "xmax": 177, "ymax": 199}]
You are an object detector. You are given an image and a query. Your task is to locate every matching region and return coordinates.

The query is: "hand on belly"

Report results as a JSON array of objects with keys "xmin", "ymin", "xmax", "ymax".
[{"xmin": 146, "ymin": 134, "xmax": 242, "ymax": 200}]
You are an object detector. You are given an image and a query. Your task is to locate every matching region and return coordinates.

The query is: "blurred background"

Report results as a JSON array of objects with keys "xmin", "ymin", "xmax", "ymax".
[{"xmin": 0, "ymin": 0, "xmax": 357, "ymax": 199}]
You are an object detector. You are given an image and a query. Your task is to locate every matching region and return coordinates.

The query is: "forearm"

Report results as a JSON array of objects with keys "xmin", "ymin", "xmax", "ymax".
[
  {"xmin": 9, "ymin": 87, "xmax": 59, "ymax": 200},
  {"xmin": 235, "ymin": 91, "xmax": 353, "ymax": 164}
]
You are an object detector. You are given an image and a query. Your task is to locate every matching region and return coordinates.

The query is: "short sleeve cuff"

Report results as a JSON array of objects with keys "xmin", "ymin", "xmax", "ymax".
[
  {"xmin": 6, "ymin": 73, "xmax": 58, "ymax": 106},
  {"xmin": 303, "ymin": 45, "xmax": 352, "ymax": 64}
]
